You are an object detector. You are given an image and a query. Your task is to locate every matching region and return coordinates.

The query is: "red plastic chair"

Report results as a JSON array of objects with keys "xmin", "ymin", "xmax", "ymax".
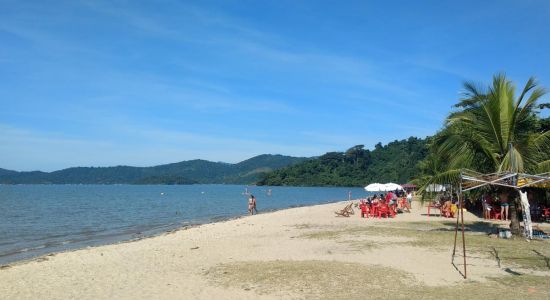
[
  {"xmin": 370, "ymin": 203, "xmax": 378, "ymax": 217},
  {"xmin": 378, "ymin": 204, "xmax": 390, "ymax": 218},
  {"xmin": 491, "ymin": 208, "xmax": 501, "ymax": 220},
  {"xmin": 398, "ymin": 198, "xmax": 406, "ymax": 208},
  {"xmin": 389, "ymin": 204, "xmax": 397, "ymax": 217},
  {"xmin": 360, "ymin": 203, "xmax": 369, "ymax": 218},
  {"xmin": 542, "ymin": 207, "xmax": 550, "ymax": 222}
]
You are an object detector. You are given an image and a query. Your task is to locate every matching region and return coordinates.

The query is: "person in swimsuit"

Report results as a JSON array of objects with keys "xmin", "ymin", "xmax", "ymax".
[
  {"xmin": 406, "ymin": 191, "xmax": 413, "ymax": 210},
  {"xmin": 248, "ymin": 195, "xmax": 255, "ymax": 215},
  {"xmin": 483, "ymin": 194, "xmax": 493, "ymax": 219},
  {"xmin": 499, "ymin": 190, "xmax": 510, "ymax": 221},
  {"xmin": 252, "ymin": 195, "xmax": 258, "ymax": 214}
]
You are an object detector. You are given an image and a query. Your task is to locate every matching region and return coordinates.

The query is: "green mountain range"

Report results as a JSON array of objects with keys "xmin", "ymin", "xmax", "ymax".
[
  {"xmin": 257, "ymin": 137, "xmax": 428, "ymax": 186},
  {"xmin": 0, "ymin": 155, "xmax": 307, "ymax": 185},
  {"xmin": 1, "ymin": 137, "xmax": 430, "ymax": 186}
]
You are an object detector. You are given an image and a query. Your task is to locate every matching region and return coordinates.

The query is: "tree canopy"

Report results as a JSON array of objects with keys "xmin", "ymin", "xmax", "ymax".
[
  {"xmin": 257, "ymin": 137, "xmax": 428, "ymax": 186},
  {"xmin": 417, "ymin": 74, "xmax": 550, "ymax": 189},
  {"xmin": 414, "ymin": 74, "xmax": 550, "ymax": 234}
]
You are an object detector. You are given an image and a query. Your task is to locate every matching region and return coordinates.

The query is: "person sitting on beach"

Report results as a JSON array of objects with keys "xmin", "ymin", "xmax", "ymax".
[
  {"xmin": 366, "ymin": 196, "xmax": 372, "ymax": 205},
  {"xmin": 441, "ymin": 199, "xmax": 453, "ymax": 218},
  {"xmin": 359, "ymin": 201, "xmax": 369, "ymax": 218},
  {"xmin": 450, "ymin": 202, "xmax": 458, "ymax": 217},
  {"xmin": 393, "ymin": 192, "xmax": 400, "ymax": 213},
  {"xmin": 385, "ymin": 192, "xmax": 393, "ymax": 205}
]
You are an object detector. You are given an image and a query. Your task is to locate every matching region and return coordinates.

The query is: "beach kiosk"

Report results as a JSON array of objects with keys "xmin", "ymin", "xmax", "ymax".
[{"xmin": 452, "ymin": 169, "xmax": 550, "ymax": 279}]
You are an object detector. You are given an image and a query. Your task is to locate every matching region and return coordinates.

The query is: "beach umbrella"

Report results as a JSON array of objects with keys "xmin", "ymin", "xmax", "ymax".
[
  {"xmin": 382, "ymin": 183, "xmax": 403, "ymax": 191},
  {"xmin": 364, "ymin": 183, "xmax": 385, "ymax": 192}
]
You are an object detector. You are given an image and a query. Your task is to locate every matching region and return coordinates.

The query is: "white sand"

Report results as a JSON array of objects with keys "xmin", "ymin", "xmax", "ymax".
[{"xmin": 0, "ymin": 200, "xmax": 548, "ymax": 299}]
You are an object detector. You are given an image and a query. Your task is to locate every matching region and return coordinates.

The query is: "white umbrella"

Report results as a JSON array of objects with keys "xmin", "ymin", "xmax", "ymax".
[
  {"xmin": 364, "ymin": 183, "xmax": 385, "ymax": 192},
  {"xmin": 382, "ymin": 183, "xmax": 403, "ymax": 192}
]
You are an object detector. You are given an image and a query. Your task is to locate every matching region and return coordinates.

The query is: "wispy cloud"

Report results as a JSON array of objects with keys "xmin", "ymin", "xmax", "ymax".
[{"xmin": 4, "ymin": 0, "xmax": 542, "ymax": 171}]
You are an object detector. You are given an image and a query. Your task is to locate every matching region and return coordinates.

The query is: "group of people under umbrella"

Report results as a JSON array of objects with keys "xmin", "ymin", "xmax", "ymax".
[{"xmin": 358, "ymin": 183, "xmax": 413, "ymax": 218}]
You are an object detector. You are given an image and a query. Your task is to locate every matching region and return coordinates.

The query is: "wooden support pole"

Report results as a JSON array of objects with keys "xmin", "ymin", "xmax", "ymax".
[
  {"xmin": 452, "ymin": 195, "xmax": 460, "ymax": 259},
  {"xmin": 460, "ymin": 193, "xmax": 467, "ymax": 279}
]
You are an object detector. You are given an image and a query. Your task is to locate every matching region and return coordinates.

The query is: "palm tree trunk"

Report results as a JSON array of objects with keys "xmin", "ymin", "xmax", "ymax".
[{"xmin": 509, "ymin": 197, "xmax": 521, "ymax": 236}]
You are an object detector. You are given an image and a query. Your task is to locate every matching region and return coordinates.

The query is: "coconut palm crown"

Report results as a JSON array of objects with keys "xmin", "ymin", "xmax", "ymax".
[{"xmin": 432, "ymin": 73, "xmax": 550, "ymax": 176}]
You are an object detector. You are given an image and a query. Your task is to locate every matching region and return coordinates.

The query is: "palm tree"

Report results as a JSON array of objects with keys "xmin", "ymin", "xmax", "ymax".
[{"xmin": 424, "ymin": 74, "xmax": 550, "ymax": 234}]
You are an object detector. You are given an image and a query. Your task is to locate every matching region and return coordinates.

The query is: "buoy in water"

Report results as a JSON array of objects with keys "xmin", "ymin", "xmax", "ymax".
[{"xmin": 160, "ymin": 192, "xmax": 164, "ymax": 195}]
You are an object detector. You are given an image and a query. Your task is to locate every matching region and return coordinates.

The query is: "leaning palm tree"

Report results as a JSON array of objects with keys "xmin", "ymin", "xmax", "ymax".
[{"xmin": 425, "ymin": 74, "xmax": 550, "ymax": 234}]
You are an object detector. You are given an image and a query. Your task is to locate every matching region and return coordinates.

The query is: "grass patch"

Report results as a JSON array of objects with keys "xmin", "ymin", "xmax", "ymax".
[
  {"xmin": 207, "ymin": 260, "xmax": 550, "ymax": 299},
  {"xmin": 208, "ymin": 260, "xmax": 416, "ymax": 299},
  {"xmin": 293, "ymin": 223, "xmax": 316, "ymax": 230},
  {"xmin": 297, "ymin": 221, "xmax": 550, "ymax": 271},
  {"xmin": 300, "ymin": 230, "xmax": 345, "ymax": 240}
]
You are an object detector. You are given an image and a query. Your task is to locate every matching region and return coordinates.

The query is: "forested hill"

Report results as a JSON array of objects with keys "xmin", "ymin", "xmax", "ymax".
[
  {"xmin": 257, "ymin": 137, "xmax": 429, "ymax": 187},
  {"xmin": 0, "ymin": 154, "xmax": 307, "ymax": 185},
  {"xmin": 0, "ymin": 168, "xmax": 17, "ymax": 176}
]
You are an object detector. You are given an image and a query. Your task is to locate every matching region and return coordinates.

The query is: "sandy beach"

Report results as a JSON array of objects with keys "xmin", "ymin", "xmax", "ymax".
[{"xmin": 1, "ymin": 199, "xmax": 549, "ymax": 299}]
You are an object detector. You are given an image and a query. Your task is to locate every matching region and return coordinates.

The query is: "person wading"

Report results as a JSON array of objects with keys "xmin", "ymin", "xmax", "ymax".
[{"xmin": 248, "ymin": 195, "xmax": 257, "ymax": 215}]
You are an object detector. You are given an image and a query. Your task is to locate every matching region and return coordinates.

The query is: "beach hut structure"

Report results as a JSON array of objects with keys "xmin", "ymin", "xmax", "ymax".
[
  {"xmin": 401, "ymin": 183, "xmax": 416, "ymax": 192},
  {"xmin": 452, "ymin": 169, "xmax": 550, "ymax": 279},
  {"xmin": 425, "ymin": 184, "xmax": 446, "ymax": 192}
]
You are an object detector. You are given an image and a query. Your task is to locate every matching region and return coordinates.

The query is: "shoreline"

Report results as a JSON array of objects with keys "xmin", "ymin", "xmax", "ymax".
[
  {"xmin": 1, "ymin": 198, "xmax": 548, "ymax": 299},
  {"xmin": 0, "ymin": 198, "xmax": 347, "ymax": 268}
]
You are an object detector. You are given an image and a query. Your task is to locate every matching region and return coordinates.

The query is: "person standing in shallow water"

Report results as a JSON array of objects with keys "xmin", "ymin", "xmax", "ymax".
[
  {"xmin": 248, "ymin": 195, "xmax": 257, "ymax": 215},
  {"xmin": 252, "ymin": 195, "xmax": 258, "ymax": 214}
]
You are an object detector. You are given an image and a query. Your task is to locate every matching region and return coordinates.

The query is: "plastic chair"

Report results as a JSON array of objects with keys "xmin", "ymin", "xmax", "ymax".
[
  {"xmin": 543, "ymin": 208, "xmax": 550, "ymax": 222},
  {"xmin": 370, "ymin": 203, "xmax": 379, "ymax": 217},
  {"xmin": 491, "ymin": 209, "xmax": 501, "ymax": 220},
  {"xmin": 360, "ymin": 204, "xmax": 369, "ymax": 218},
  {"xmin": 378, "ymin": 205, "xmax": 390, "ymax": 218}
]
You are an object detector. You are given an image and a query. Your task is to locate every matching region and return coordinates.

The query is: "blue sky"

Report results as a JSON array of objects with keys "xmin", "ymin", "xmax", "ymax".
[{"xmin": 1, "ymin": 0, "xmax": 549, "ymax": 171}]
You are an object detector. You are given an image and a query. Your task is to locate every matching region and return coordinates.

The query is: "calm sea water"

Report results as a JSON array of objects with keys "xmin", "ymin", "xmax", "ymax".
[{"xmin": 0, "ymin": 184, "xmax": 368, "ymax": 265}]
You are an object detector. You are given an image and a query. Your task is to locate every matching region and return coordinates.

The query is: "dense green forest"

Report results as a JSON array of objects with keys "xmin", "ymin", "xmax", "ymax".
[
  {"xmin": 257, "ymin": 137, "xmax": 428, "ymax": 186},
  {"xmin": 0, "ymin": 154, "xmax": 306, "ymax": 185}
]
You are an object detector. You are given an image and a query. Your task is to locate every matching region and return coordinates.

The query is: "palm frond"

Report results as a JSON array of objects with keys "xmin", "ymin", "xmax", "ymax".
[
  {"xmin": 517, "ymin": 87, "xmax": 546, "ymax": 121},
  {"xmin": 515, "ymin": 77, "xmax": 538, "ymax": 110},
  {"xmin": 417, "ymin": 169, "xmax": 461, "ymax": 194},
  {"xmin": 420, "ymin": 74, "xmax": 548, "ymax": 198},
  {"xmin": 456, "ymin": 81, "xmax": 485, "ymax": 108},
  {"xmin": 499, "ymin": 144, "xmax": 524, "ymax": 172},
  {"xmin": 531, "ymin": 130, "xmax": 550, "ymax": 156},
  {"xmin": 537, "ymin": 160, "xmax": 550, "ymax": 173}
]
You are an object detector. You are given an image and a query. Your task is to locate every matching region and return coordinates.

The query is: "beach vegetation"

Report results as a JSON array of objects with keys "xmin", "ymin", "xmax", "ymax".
[
  {"xmin": 416, "ymin": 74, "xmax": 550, "ymax": 234},
  {"xmin": 298, "ymin": 221, "xmax": 550, "ymax": 270},
  {"xmin": 258, "ymin": 137, "xmax": 429, "ymax": 186},
  {"xmin": 0, "ymin": 154, "xmax": 306, "ymax": 184},
  {"xmin": 208, "ymin": 260, "xmax": 550, "ymax": 299}
]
